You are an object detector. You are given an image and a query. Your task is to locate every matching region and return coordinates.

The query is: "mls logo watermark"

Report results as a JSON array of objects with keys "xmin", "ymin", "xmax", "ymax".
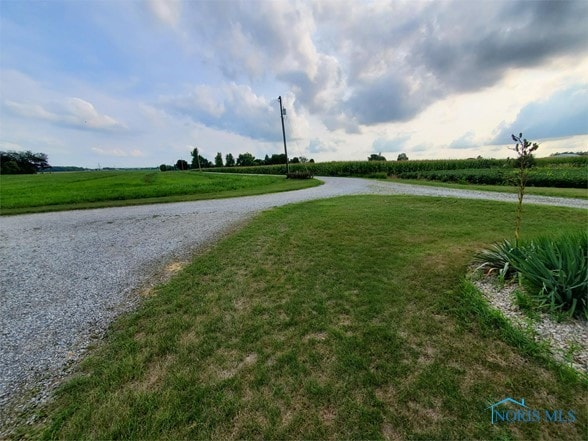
[{"xmin": 487, "ymin": 397, "xmax": 576, "ymax": 424}]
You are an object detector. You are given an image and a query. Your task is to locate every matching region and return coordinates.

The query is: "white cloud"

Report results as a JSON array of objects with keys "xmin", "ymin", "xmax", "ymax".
[
  {"xmin": 65, "ymin": 98, "xmax": 125, "ymax": 131},
  {"xmin": 4, "ymin": 101, "xmax": 57, "ymax": 121},
  {"xmin": 4, "ymin": 97, "xmax": 125, "ymax": 132},
  {"xmin": 92, "ymin": 147, "xmax": 144, "ymax": 157},
  {"xmin": 162, "ymin": 82, "xmax": 296, "ymax": 142},
  {"xmin": 148, "ymin": 0, "xmax": 181, "ymax": 27}
]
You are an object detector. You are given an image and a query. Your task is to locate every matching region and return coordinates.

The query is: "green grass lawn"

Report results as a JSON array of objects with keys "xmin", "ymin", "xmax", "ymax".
[
  {"xmin": 0, "ymin": 171, "xmax": 320, "ymax": 215},
  {"xmin": 389, "ymin": 178, "xmax": 588, "ymax": 199},
  {"xmin": 18, "ymin": 196, "xmax": 587, "ymax": 440}
]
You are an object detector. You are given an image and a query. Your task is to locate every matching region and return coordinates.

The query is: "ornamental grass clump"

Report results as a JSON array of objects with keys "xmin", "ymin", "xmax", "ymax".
[
  {"xmin": 513, "ymin": 231, "xmax": 587, "ymax": 319},
  {"xmin": 473, "ymin": 239, "xmax": 522, "ymax": 279},
  {"xmin": 474, "ymin": 231, "xmax": 588, "ymax": 319}
]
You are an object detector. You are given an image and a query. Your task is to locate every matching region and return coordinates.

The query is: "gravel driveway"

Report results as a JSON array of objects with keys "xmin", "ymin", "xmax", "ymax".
[{"xmin": 1, "ymin": 177, "xmax": 586, "ymax": 428}]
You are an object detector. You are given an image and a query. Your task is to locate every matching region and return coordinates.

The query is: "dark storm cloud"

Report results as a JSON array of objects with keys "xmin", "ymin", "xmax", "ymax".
[
  {"xmin": 161, "ymin": 0, "xmax": 588, "ymax": 138},
  {"xmin": 324, "ymin": 0, "xmax": 588, "ymax": 129},
  {"xmin": 414, "ymin": 0, "xmax": 588, "ymax": 94},
  {"xmin": 345, "ymin": 73, "xmax": 429, "ymax": 125}
]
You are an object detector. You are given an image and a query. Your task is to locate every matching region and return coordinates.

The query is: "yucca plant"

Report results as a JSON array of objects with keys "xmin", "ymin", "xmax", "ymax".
[
  {"xmin": 473, "ymin": 239, "xmax": 522, "ymax": 279},
  {"xmin": 509, "ymin": 231, "xmax": 588, "ymax": 319},
  {"xmin": 475, "ymin": 231, "xmax": 588, "ymax": 319}
]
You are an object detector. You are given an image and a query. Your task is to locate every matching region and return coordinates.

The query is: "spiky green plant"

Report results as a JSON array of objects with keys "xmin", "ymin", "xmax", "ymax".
[
  {"xmin": 475, "ymin": 231, "xmax": 588, "ymax": 319},
  {"xmin": 473, "ymin": 239, "xmax": 521, "ymax": 279},
  {"xmin": 510, "ymin": 231, "xmax": 588, "ymax": 319}
]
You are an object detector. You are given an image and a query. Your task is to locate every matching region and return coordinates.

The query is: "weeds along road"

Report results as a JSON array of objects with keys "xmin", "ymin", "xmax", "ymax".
[{"xmin": 0, "ymin": 176, "xmax": 586, "ymax": 425}]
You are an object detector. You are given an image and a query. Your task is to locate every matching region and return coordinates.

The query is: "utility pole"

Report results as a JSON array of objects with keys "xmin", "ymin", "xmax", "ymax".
[
  {"xmin": 195, "ymin": 147, "xmax": 202, "ymax": 171},
  {"xmin": 278, "ymin": 96, "xmax": 290, "ymax": 175}
]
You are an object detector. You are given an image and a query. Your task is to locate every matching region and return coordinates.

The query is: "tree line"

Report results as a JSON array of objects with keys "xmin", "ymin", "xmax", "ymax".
[
  {"xmin": 161, "ymin": 149, "xmax": 315, "ymax": 171},
  {"xmin": 0, "ymin": 151, "xmax": 50, "ymax": 174}
]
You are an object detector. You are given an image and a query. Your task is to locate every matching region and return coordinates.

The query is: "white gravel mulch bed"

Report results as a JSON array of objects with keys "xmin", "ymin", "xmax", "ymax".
[{"xmin": 473, "ymin": 275, "xmax": 587, "ymax": 374}]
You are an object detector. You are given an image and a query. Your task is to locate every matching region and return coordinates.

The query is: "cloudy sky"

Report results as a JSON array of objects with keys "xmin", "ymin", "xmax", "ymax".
[{"xmin": 1, "ymin": 0, "xmax": 587, "ymax": 168}]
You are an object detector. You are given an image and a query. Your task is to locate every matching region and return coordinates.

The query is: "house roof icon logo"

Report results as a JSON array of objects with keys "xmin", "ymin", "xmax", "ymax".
[{"xmin": 487, "ymin": 397, "xmax": 527, "ymax": 424}]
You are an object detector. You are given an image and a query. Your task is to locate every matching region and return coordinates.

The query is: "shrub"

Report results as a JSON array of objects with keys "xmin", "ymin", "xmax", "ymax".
[{"xmin": 287, "ymin": 171, "xmax": 313, "ymax": 179}]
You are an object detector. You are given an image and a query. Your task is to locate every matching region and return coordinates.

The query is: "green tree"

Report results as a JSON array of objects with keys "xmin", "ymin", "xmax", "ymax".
[
  {"xmin": 215, "ymin": 152, "xmax": 223, "ymax": 167},
  {"xmin": 0, "ymin": 150, "xmax": 50, "ymax": 174},
  {"xmin": 237, "ymin": 152, "xmax": 256, "ymax": 166},
  {"xmin": 397, "ymin": 153, "xmax": 409, "ymax": 161},
  {"xmin": 268, "ymin": 153, "xmax": 287, "ymax": 165},
  {"xmin": 368, "ymin": 153, "xmax": 386, "ymax": 161},
  {"xmin": 225, "ymin": 153, "xmax": 235, "ymax": 167},
  {"xmin": 176, "ymin": 159, "xmax": 189, "ymax": 170}
]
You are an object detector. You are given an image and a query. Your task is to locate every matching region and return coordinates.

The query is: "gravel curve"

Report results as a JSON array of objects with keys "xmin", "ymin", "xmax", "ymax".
[{"xmin": 1, "ymin": 177, "xmax": 586, "ymax": 429}]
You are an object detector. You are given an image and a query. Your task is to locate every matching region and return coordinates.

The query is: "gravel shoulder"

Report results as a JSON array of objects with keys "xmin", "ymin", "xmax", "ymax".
[{"xmin": 1, "ymin": 177, "xmax": 586, "ymax": 432}]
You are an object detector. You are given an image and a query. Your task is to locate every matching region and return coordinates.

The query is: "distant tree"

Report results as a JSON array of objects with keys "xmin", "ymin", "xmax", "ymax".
[
  {"xmin": 550, "ymin": 151, "xmax": 587, "ymax": 156},
  {"xmin": 299, "ymin": 156, "xmax": 310, "ymax": 163},
  {"xmin": 159, "ymin": 164, "xmax": 167, "ymax": 172},
  {"xmin": 225, "ymin": 153, "xmax": 235, "ymax": 167},
  {"xmin": 290, "ymin": 157, "xmax": 300, "ymax": 164},
  {"xmin": 0, "ymin": 150, "xmax": 50, "ymax": 174},
  {"xmin": 46, "ymin": 166, "xmax": 86, "ymax": 172},
  {"xmin": 190, "ymin": 147, "xmax": 212, "ymax": 169},
  {"xmin": 265, "ymin": 153, "xmax": 286, "ymax": 165},
  {"xmin": 309, "ymin": 158, "xmax": 315, "ymax": 163},
  {"xmin": 199, "ymin": 155, "xmax": 212, "ymax": 168},
  {"xmin": 237, "ymin": 152, "xmax": 256, "ymax": 166},
  {"xmin": 176, "ymin": 159, "xmax": 189, "ymax": 170},
  {"xmin": 215, "ymin": 152, "xmax": 224, "ymax": 167},
  {"xmin": 263, "ymin": 154, "xmax": 271, "ymax": 165},
  {"xmin": 368, "ymin": 153, "xmax": 386, "ymax": 161},
  {"xmin": 397, "ymin": 153, "xmax": 409, "ymax": 161}
]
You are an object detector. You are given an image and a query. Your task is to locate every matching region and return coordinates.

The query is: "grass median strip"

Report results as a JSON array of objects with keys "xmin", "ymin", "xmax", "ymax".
[
  {"xmin": 0, "ymin": 171, "xmax": 320, "ymax": 215},
  {"xmin": 20, "ymin": 196, "xmax": 587, "ymax": 440}
]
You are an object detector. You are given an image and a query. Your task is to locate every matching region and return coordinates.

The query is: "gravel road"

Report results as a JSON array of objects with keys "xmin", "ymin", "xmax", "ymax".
[{"xmin": 1, "ymin": 177, "xmax": 586, "ymax": 429}]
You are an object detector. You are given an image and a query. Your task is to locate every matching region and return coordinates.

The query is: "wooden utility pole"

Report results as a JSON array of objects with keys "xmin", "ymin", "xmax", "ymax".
[
  {"xmin": 278, "ymin": 96, "xmax": 290, "ymax": 175},
  {"xmin": 195, "ymin": 147, "xmax": 202, "ymax": 171}
]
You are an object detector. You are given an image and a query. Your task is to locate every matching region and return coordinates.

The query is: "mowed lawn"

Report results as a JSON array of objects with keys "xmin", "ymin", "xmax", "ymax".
[
  {"xmin": 21, "ymin": 196, "xmax": 587, "ymax": 440},
  {"xmin": 0, "ymin": 171, "xmax": 320, "ymax": 214}
]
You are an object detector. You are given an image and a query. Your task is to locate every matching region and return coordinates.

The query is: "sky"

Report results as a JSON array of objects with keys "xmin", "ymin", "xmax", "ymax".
[{"xmin": 1, "ymin": 0, "xmax": 587, "ymax": 169}]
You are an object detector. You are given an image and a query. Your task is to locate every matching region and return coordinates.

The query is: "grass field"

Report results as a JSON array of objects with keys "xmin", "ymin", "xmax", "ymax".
[
  {"xmin": 19, "ymin": 196, "xmax": 587, "ymax": 440},
  {"xmin": 0, "ymin": 171, "xmax": 320, "ymax": 215}
]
